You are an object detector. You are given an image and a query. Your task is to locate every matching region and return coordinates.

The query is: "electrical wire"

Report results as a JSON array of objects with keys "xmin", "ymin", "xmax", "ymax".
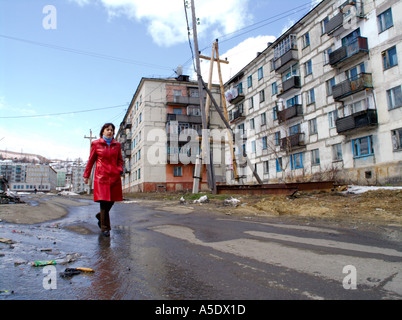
[
  {"xmin": 0, "ymin": 34, "xmax": 172, "ymax": 71},
  {"xmin": 0, "ymin": 104, "xmax": 128, "ymax": 119}
]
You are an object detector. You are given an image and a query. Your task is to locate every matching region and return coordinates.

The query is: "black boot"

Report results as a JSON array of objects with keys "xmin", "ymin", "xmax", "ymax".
[{"xmin": 95, "ymin": 213, "xmax": 101, "ymax": 229}]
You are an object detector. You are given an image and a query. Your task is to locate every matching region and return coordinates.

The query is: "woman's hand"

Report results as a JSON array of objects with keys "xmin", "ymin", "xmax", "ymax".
[{"xmin": 83, "ymin": 177, "xmax": 89, "ymax": 184}]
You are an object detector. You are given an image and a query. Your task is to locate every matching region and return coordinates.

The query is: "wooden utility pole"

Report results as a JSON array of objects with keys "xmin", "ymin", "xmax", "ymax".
[
  {"xmin": 190, "ymin": 0, "xmax": 216, "ymax": 194},
  {"xmin": 84, "ymin": 129, "xmax": 97, "ymax": 194}
]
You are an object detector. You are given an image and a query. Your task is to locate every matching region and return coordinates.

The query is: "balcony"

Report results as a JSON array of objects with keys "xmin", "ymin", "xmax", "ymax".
[
  {"xmin": 278, "ymin": 104, "xmax": 303, "ymax": 123},
  {"xmin": 274, "ymin": 49, "xmax": 299, "ymax": 74},
  {"xmin": 325, "ymin": 12, "xmax": 343, "ymax": 36},
  {"xmin": 167, "ymin": 95, "xmax": 200, "ymax": 106},
  {"xmin": 332, "ymin": 73, "xmax": 373, "ymax": 101},
  {"xmin": 336, "ymin": 109, "xmax": 378, "ymax": 134},
  {"xmin": 280, "ymin": 132, "xmax": 305, "ymax": 151},
  {"xmin": 278, "ymin": 76, "xmax": 301, "ymax": 97},
  {"xmin": 329, "ymin": 37, "xmax": 368, "ymax": 67},
  {"xmin": 225, "ymin": 87, "xmax": 245, "ymax": 105},
  {"xmin": 167, "ymin": 113, "xmax": 202, "ymax": 124},
  {"xmin": 229, "ymin": 109, "xmax": 246, "ymax": 123}
]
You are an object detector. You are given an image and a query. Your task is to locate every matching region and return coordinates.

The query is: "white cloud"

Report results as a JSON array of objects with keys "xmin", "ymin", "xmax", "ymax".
[
  {"xmin": 0, "ymin": 126, "xmax": 89, "ymax": 161},
  {"xmin": 197, "ymin": 35, "xmax": 276, "ymax": 84},
  {"xmin": 70, "ymin": 0, "xmax": 252, "ymax": 47}
]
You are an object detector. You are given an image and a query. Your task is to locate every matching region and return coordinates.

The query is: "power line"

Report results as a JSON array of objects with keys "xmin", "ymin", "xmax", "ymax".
[
  {"xmin": 0, "ymin": 104, "xmax": 128, "ymax": 119},
  {"xmin": 0, "ymin": 34, "xmax": 172, "ymax": 71}
]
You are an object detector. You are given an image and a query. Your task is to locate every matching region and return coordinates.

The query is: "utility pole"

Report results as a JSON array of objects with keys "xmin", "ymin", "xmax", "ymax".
[
  {"xmin": 190, "ymin": 0, "xmax": 216, "ymax": 194},
  {"xmin": 84, "ymin": 129, "xmax": 97, "ymax": 194}
]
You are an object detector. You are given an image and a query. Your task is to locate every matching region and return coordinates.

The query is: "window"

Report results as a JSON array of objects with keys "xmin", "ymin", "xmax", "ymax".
[
  {"xmin": 302, "ymin": 32, "xmax": 310, "ymax": 48},
  {"xmin": 237, "ymin": 82, "xmax": 243, "ymax": 94},
  {"xmin": 383, "ymin": 46, "xmax": 398, "ymax": 69},
  {"xmin": 259, "ymin": 89, "xmax": 265, "ymax": 103},
  {"xmin": 173, "ymin": 108, "xmax": 182, "ymax": 114},
  {"xmin": 173, "ymin": 90, "xmax": 181, "ymax": 96},
  {"xmin": 262, "ymin": 136, "xmax": 268, "ymax": 150},
  {"xmin": 378, "ymin": 8, "xmax": 393, "ymax": 33},
  {"xmin": 173, "ymin": 166, "xmax": 182, "ymax": 177},
  {"xmin": 261, "ymin": 112, "xmax": 267, "ymax": 126},
  {"xmin": 249, "ymin": 118, "xmax": 255, "ymax": 130},
  {"xmin": 251, "ymin": 140, "xmax": 256, "ymax": 153},
  {"xmin": 391, "ymin": 128, "xmax": 402, "ymax": 151},
  {"xmin": 307, "ymin": 89, "xmax": 315, "ymax": 104},
  {"xmin": 263, "ymin": 160, "xmax": 269, "ymax": 174},
  {"xmin": 258, "ymin": 67, "xmax": 264, "ymax": 80},
  {"xmin": 289, "ymin": 124, "xmax": 300, "ymax": 135},
  {"xmin": 326, "ymin": 78, "xmax": 335, "ymax": 95},
  {"xmin": 291, "ymin": 153, "xmax": 303, "ymax": 169},
  {"xmin": 138, "ymin": 168, "xmax": 141, "ymax": 179},
  {"xmin": 311, "ymin": 149, "xmax": 320, "ymax": 165},
  {"xmin": 272, "ymin": 82, "xmax": 278, "ymax": 95},
  {"xmin": 321, "ymin": 17, "xmax": 329, "ymax": 35},
  {"xmin": 276, "ymin": 158, "xmax": 283, "ymax": 172},
  {"xmin": 329, "ymin": 110, "xmax": 338, "ymax": 128},
  {"xmin": 324, "ymin": 48, "xmax": 332, "ymax": 65},
  {"xmin": 352, "ymin": 136, "xmax": 374, "ymax": 158},
  {"xmin": 274, "ymin": 131, "xmax": 281, "ymax": 146},
  {"xmin": 247, "ymin": 75, "xmax": 253, "ymax": 88},
  {"xmin": 387, "ymin": 86, "xmax": 402, "ymax": 110},
  {"xmin": 237, "ymin": 123, "xmax": 245, "ymax": 135},
  {"xmin": 305, "ymin": 60, "xmax": 312, "ymax": 76},
  {"xmin": 309, "ymin": 118, "xmax": 317, "ymax": 135},
  {"xmin": 249, "ymin": 96, "xmax": 254, "ymax": 109},
  {"xmin": 273, "ymin": 106, "xmax": 278, "ymax": 120}
]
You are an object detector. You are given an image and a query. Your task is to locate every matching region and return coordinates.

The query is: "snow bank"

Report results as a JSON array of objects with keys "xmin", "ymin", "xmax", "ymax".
[{"xmin": 345, "ymin": 185, "xmax": 402, "ymax": 194}]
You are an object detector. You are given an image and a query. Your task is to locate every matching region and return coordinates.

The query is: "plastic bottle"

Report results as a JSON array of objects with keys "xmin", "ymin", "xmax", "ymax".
[{"xmin": 32, "ymin": 260, "xmax": 56, "ymax": 267}]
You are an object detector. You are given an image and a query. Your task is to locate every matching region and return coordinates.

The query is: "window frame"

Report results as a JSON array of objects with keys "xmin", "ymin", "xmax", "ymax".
[
  {"xmin": 352, "ymin": 136, "xmax": 374, "ymax": 158},
  {"xmin": 383, "ymin": 46, "xmax": 398, "ymax": 70},
  {"xmin": 290, "ymin": 152, "xmax": 303, "ymax": 170},
  {"xmin": 377, "ymin": 8, "xmax": 393, "ymax": 33},
  {"xmin": 387, "ymin": 86, "xmax": 402, "ymax": 110}
]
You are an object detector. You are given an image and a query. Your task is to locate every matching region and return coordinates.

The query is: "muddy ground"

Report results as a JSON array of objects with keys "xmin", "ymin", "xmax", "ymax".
[{"xmin": 1, "ymin": 188, "xmax": 401, "ymax": 228}]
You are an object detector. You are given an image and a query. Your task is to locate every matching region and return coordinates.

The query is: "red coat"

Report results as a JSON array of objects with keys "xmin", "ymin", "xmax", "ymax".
[{"xmin": 83, "ymin": 138, "xmax": 124, "ymax": 202}]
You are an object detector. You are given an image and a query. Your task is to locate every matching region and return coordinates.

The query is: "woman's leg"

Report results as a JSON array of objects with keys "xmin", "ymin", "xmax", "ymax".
[{"xmin": 99, "ymin": 201, "xmax": 114, "ymax": 232}]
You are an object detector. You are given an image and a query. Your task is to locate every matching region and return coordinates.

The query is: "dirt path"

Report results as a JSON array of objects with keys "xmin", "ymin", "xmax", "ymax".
[{"xmin": 0, "ymin": 194, "xmax": 90, "ymax": 224}]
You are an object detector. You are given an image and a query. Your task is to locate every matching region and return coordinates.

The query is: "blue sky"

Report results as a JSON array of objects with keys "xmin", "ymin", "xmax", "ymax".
[{"xmin": 0, "ymin": 0, "xmax": 320, "ymax": 161}]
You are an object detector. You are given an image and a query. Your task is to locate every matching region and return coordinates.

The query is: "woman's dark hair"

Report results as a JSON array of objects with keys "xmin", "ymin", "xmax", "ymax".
[{"xmin": 100, "ymin": 123, "xmax": 115, "ymax": 137}]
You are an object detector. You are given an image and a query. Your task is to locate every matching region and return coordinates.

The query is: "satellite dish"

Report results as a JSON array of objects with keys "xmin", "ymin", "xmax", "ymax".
[{"xmin": 176, "ymin": 65, "xmax": 183, "ymax": 76}]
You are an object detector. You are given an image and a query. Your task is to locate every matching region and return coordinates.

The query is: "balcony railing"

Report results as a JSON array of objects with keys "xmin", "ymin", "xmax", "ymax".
[
  {"xmin": 167, "ymin": 113, "xmax": 202, "ymax": 124},
  {"xmin": 278, "ymin": 104, "xmax": 303, "ymax": 123},
  {"xmin": 329, "ymin": 37, "xmax": 368, "ymax": 67},
  {"xmin": 274, "ymin": 49, "xmax": 299, "ymax": 74},
  {"xmin": 278, "ymin": 76, "xmax": 301, "ymax": 96},
  {"xmin": 325, "ymin": 12, "xmax": 343, "ymax": 35},
  {"xmin": 230, "ymin": 109, "xmax": 246, "ymax": 123},
  {"xmin": 167, "ymin": 95, "xmax": 201, "ymax": 105},
  {"xmin": 336, "ymin": 109, "xmax": 378, "ymax": 134},
  {"xmin": 332, "ymin": 73, "xmax": 373, "ymax": 101},
  {"xmin": 280, "ymin": 132, "xmax": 305, "ymax": 151}
]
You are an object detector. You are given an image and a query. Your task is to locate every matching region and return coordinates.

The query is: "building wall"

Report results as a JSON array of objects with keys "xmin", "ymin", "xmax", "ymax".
[
  {"xmin": 224, "ymin": 0, "xmax": 402, "ymax": 186},
  {"xmin": 117, "ymin": 77, "xmax": 226, "ymax": 193}
]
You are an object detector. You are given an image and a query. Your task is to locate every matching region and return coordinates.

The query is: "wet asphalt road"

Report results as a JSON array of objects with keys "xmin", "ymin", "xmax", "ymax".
[{"xmin": 0, "ymin": 196, "xmax": 401, "ymax": 300}]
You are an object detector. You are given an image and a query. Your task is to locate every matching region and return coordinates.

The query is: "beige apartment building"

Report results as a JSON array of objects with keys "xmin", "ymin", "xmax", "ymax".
[
  {"xmin": 224, "ymin": 0, "xmax": 402, "ymax": 185},
  {"xmin": 117, "ymin": 75, "xmax": 227, "ymax": 193},
  {"xmin": 0, "ymin": 161, "xmax": 57, "ymax": 192}
]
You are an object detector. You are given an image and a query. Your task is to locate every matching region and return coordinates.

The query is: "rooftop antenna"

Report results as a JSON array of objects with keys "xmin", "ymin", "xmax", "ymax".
[{"xmin": 175, "ymin": 65, "xmax": 183, "ymax": 76}]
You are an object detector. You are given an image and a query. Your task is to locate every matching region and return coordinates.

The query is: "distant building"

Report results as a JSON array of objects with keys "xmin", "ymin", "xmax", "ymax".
[{"xmin": 0, "ymin": 161, "xmax": 57, "ymax": 192}]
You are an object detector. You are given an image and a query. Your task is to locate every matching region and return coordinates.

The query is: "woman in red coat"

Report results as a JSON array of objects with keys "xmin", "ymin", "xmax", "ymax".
[{"xmin": 83, "ymin": 123, "xmax": 124, "ymax": 237}]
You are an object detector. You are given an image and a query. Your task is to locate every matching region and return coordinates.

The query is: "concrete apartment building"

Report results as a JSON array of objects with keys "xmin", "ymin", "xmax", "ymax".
[
  {"xmin": 0, "ymin": 161, "xmax": 57, "ymax": 192},
  {"xmin": 117, "ymin": 75, "xmax": 226, "ymax": 192},
  {"xmin": 224, "ymin": 0, "xmax": 402, "ymax": 186}
]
